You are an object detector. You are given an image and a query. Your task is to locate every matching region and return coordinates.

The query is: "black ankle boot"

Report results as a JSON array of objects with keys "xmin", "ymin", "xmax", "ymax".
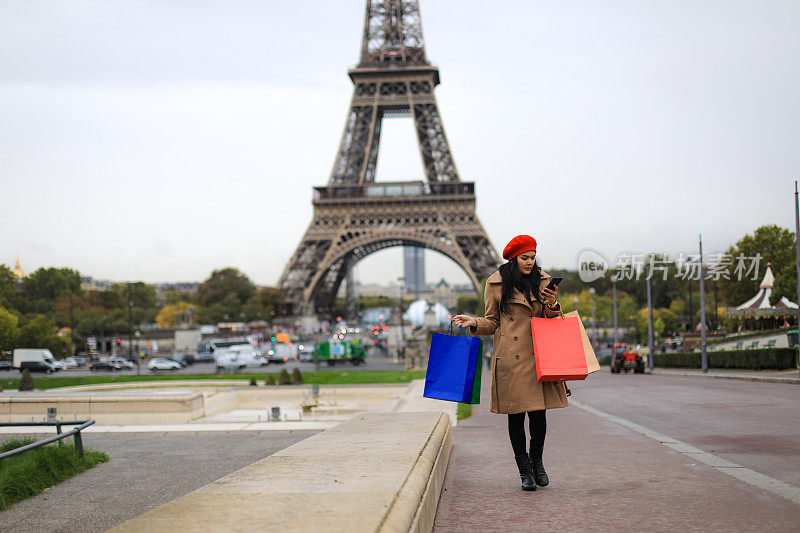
[
  {"xmin": 514, "ymin": 455, "xmax": 537, "ymax": 491},
  {"xmin": 529, "ymin": 444, "xmax": 549, "ymax": 487}
]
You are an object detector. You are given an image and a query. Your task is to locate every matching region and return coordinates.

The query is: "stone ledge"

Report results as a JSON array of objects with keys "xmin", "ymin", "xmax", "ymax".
[{"xmin": 110, "ymin": 411, "xmax": 452, "ymax": 533}]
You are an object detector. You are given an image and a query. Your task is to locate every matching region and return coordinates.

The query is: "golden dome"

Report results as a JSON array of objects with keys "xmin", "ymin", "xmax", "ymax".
[{"xmin": 13, "ymin": 258, "xmax": 25, "ymax": 280}]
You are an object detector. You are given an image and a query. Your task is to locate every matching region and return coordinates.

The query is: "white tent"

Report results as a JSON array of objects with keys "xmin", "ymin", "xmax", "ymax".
[{"xmin": 735, "ymin": 264, "xmax": 798, "ymax": 312}]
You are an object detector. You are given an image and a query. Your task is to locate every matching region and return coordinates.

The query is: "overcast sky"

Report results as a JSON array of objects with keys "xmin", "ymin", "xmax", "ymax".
[{"xmin": 2, "ymin": 0, "xmax": 799, "ymax": 287}]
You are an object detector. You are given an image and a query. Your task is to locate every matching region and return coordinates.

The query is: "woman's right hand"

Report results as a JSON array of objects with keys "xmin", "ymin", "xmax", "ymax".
[{"xmin": 452, "ymin": 315, "xmax": 477, "ymax": 328}]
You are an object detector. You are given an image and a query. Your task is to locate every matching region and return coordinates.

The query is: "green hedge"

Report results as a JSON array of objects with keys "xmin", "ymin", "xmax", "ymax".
[{"xmin": 653, "ymin": 348, "xmax": 797, "ymax": 370}]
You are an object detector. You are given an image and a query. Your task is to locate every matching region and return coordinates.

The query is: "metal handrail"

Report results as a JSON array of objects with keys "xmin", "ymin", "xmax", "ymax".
[{"xmin": 0, "ymin": 420, "xmax": 95, "ymax": 460}]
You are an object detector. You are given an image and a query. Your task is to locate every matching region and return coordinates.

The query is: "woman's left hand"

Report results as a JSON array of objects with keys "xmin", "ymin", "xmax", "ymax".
[{"xmin": 541, "ymin": 285, "xmax": 558, "ymax": 305}]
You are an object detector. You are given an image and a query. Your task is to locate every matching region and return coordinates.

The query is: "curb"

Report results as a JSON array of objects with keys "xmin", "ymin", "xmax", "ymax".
[
  {"xmin": 110, "ymin": 411, "xmax": 452, "ymax": 533},
  {"xmin": 380, "ymin": 412, "xmax": 452, "ymax": 533},
  {"xmin": 648, "ymin": 370, "xmax": 800, "ymax": 384}
]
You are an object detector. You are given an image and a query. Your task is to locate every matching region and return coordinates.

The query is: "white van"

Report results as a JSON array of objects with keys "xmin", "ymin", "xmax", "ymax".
[
  {"xmin": 214, "ymin": 345, "xmax": 266, "ymax": 371},
  {"xmin": 13, "ymin": 348, "xmax": 60, "ymax": 373}
]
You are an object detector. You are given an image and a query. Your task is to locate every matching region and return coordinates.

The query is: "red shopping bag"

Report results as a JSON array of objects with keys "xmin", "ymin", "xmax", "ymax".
[{"xmin": 530, "ymin": 315, "xmax": 589, "ymax": 381}]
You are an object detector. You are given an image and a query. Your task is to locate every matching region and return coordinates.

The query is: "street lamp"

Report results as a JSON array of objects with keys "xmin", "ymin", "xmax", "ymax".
[
  {"xmin": 612, "ymin": 277, "xmax": 619, "ymax": 348},
  {"xmin": 397, "ymin": 277, "xmax": 406, "ymax": 360},
  {"xmin": 588, "ymin": 287, "xmax": 597, "ymax": 350},
  {"xmin": 795, "ymin": 181, "xmax": 800, "ymax": 379},
  {"xmin": 646, "ymin": 274, "xmax": 654, "ymax": 372},
  {"xmin": 134, "ymin": 330, "xmax": 141, "ymax": 375},
  {"xmin": 127, "ymin": 282, "xmax": 134, "ymax": 361},
  {"xmin": 699, "ymin": 234, "xmax": 708, "ymax": 373}
]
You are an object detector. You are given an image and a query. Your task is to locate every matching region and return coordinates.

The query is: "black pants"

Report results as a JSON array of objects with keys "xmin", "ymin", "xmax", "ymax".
[{"xmin": 507, "ymin": 410, "xmax": 546, "ymax": 456}]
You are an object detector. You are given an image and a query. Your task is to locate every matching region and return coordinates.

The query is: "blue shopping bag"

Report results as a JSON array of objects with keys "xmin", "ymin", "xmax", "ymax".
[{"xmin": 423, "ymin": 324, "xmax": 482, "ymax": 403}]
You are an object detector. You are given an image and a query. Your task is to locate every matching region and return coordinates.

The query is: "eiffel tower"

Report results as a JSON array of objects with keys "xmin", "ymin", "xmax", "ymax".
[{"xmin": 278, "ymin": 0, "xmax": 500, "ymax": 318}]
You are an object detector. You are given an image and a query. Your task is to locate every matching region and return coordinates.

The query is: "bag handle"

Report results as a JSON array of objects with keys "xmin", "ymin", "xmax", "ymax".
[
  {"xmin": 448, "ymin": 320, "xmax": 467, "ymax": 336},
  {"xmin": 540, "ymin": 305, "xmax": 565, "ymax": 319}
]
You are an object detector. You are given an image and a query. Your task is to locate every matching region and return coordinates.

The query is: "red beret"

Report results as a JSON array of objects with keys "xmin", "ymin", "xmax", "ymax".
[{"xmin": 502, "ymin": 235, "xmax": 537, "ymax": 260}]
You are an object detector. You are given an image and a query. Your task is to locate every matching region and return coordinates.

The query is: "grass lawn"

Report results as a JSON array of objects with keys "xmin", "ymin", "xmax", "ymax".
[
  {"xmin": 0, "ymin": 438, "xmax": 108, "ymax": 510},
  {"xmin": 0, "ymin": 370, "xmax": 427, "ymax": 391}
]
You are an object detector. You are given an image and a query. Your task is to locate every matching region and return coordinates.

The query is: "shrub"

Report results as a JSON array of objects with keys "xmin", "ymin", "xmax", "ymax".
[
  {"xmin": 18, "ymin": 369, "xmax": 33, "ymax": 391},
  {"xmin": 278, "ymin": 368, "xmax": 291, "ymax": 385},
  {"xmin": 291, "ymin": 368, "xmax": 303, "ymax": 385},
  {"xmin": 249, "ymin": 377, "xmax": 257, "ymax": 386},
  {"xmin": 0, "ymin": 438, "xmax": 108, "ymax": 510},
  {"xmin": 264, "ymin": 374, "xmax": 275, "ymax": 386},
  {"xmin": 653, "ymin": 348, "xmax": 797, "ymax": 370}
]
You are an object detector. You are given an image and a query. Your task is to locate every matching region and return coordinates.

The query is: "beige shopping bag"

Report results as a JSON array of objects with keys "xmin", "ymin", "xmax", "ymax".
[{"xmin": 564, "ymin": 310, "xmax": 601, "ymax": 373}]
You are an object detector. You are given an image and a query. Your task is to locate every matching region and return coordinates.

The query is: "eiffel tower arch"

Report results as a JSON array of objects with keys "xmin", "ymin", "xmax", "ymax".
[{"xmin": 278, "ymin": 0, "xmax": 500, "ymax": 317}]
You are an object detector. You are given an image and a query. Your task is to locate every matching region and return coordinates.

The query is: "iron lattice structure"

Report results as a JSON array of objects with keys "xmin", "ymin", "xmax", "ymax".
[{"xmin": 278, "ymin": 0, "xmax": 500, "ymax": 316}]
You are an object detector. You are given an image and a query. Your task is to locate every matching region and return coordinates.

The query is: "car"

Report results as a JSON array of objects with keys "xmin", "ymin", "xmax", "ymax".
[
  {"xmin": 0, "ymin": 361, "xmax": 13, "ymax": 371},
  {"xmin": 170, "ymin": 353, "xmax": 194, "ymax": 366},
  {"xmin": 194, "ymin": 353, "xmax": 215, "ymax": 363},
  {"xmin": 19, "ymin": 360, "xmax": 60, "ymax": 373},
  {"xmin": 214, "ymin": 352, "xmax": 247, "ymax": 372},
  {"xmin": 106, "ymin": 357, "xmax": 135, "ymax": 369},
  {"xmin": 265, "ymin": 344, "xmax": 293, "ymax": 364},
  {"xmin": 148, "ymin": 358, "xmax": 182, "ymax": 371},
  {"xmin": 297, "ymin": 344, "xmax": 314, "ymax": 362},
  {"xmin": 58, "ymin": 357, "xmax": 78, "ymax": 369},
  {"xmin": 89, "ymin": 360, "xmax": 122, "ymax": 372},
  {"xmin": 61, "ymin": 356, "xmax": 85, "ymax": 368}
]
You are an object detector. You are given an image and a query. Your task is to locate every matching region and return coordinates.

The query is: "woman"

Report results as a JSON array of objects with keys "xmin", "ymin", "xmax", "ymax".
[{"xmin": 452, "ymin": 234, "xmax": 567, "ymax": 492}]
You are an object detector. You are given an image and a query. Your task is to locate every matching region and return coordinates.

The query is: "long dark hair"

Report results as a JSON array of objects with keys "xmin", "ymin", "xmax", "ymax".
[{"xmin": 498, "ymin": 257, "xmax": 543, "ymax": 313}]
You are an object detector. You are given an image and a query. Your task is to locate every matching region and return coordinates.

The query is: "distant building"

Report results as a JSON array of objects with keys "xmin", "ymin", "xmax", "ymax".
[
  {"xmin": 356, "ymin": 282, "xmax": 403, "ymax": 297},
  {"xmin": 81, "ymin": 276, "xmax": 114, "ymax": 291},
  {"xmin": 12, "ymin": 258, "xmax": 25, "ymax": 280},
  {"xmin": 80, "ymin": 277, "xmax": 199, "ymax": 297},
  {"xmin": 403, "ymin": 247, "xmax": 426, "ymax": 294}
]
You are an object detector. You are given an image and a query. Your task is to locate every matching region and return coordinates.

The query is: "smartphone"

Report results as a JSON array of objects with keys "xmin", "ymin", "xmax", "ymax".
[{"xmin": 545, "ymin": 277, "xmax": 563, "ymax": 291}]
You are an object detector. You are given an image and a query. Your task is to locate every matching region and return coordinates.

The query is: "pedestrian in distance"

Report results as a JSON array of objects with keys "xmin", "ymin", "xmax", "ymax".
[{"xmin": 453, "ymin": 234, "xmax": 567, "ymax": 492}]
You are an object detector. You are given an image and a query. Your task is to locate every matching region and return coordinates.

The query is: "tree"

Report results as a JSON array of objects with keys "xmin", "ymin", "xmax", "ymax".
[
  {"xmin": 156, "ymin": 302, "xmax": 193, "ymax": 328},
  {"xmin": 21, "ymin": 267, "xmax": 82, "ymax": 314},
  {"xmin": 19, "ymin": 369, "xmax": 34, "ymax": 391},
  {"xmin": 111, "ymin": 282, "xmax": 157, "ymax": 313},
  {"xmin": 455, "ymin": 294, "xmax": 481, "ymax": 315},
  {"xmin": 197, "ymin": 268, "xmax": 255, "ymax": 308},
  {"xmin": 717, "ymin": 225, "xmax": 796, "ymax": 306},
  {"xmin": 162, "ymin": 289, "xmax": 186, "ymax": 306},
  {"xmin": 0, "ymin": 264, "xmax": 18, "ymax": 311},
  {"xmin": 241, "ymin": 296, "xmax": 266, "ymax": 322},
  {"xmin": 291, "ymin": 368, "xmax": 303, "ymax": 385},
  {"xmin": 74, "ymin": 308, "xmax": 106, "ymax": 345},
  {"xmin": 256, "ymin": 287, "xmax": 283, "ymax": 319},
  {"xmin": 359, "ymin": 295, "xmax": 395, "ymax": 310},
  {"xmin": 0, "ymin": 306, "xmax": 19, "ymax": 352},
  {"xmin": 16, "ymin": 314, "xmax": 70, "ymax": 356}
]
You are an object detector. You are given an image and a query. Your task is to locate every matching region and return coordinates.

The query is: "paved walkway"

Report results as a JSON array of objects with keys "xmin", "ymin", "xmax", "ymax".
[
  {"xmin": 0, "ymin": 430, "xmax": 319, "ymax": 532},
  {"xmin": 434, "ymin": 374, "xmax": 799, "ymax": 532}
]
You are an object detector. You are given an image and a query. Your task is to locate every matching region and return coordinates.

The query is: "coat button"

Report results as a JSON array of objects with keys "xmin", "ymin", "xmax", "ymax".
[
  {"xmin": 515, "ymin": 355, "xmax": 520, "ymax": 359},
  {"xmin": 510, "ymin": 316, "xmax": 514, "ymax": 321}
]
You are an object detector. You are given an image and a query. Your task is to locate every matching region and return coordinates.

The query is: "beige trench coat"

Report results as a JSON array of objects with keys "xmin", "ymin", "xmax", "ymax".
[{"xmin": 471, "ymin": 270, "xmax": 569, "ymax": 414}]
